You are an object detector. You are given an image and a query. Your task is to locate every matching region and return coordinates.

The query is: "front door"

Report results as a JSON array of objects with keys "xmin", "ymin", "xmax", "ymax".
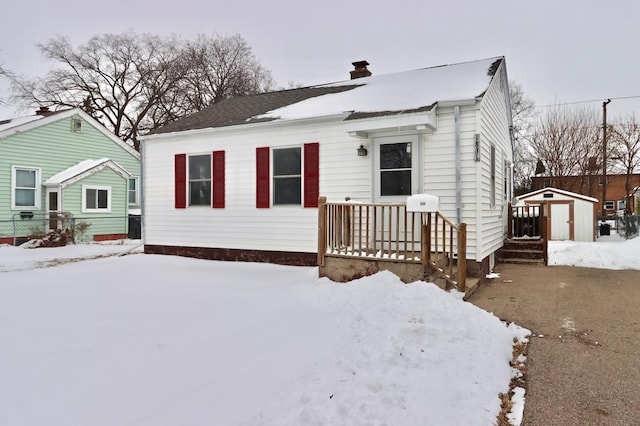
[
  {"xmin": 372, "ymin": 135, "xmax": 421, "ymax": 247},
  {"xmin": 373, "ymin": 135, "xmax": 420, "ymax": 202},
  {"xmin": 46, "ymin": 189, "xmax": 60, "ymax": 231}
]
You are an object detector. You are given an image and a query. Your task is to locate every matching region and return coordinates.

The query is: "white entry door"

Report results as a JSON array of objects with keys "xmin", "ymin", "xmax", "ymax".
[
  {"xmin": 550, "ymin": 203, "xmax": 570, "ymax": 240},
  {"xmin": 373, "ymin": 135, "xmax": 420, "ymax": 202}
]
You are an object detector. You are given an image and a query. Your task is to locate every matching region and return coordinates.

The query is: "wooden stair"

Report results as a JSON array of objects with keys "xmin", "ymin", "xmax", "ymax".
[{"xmin": 499, "ymin": 238, "xmax": 546, "ymax": 265}]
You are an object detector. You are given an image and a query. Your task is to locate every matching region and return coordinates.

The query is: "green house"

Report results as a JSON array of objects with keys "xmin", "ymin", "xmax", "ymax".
[{"xmin": 0, "ymin": 108, "xmax": 141, "ymax": 244}]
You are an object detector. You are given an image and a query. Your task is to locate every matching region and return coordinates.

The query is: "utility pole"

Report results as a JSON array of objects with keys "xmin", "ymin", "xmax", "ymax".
[{"xmin": 602, "ymin": 99, "xmax": 611, "ymax": 218}]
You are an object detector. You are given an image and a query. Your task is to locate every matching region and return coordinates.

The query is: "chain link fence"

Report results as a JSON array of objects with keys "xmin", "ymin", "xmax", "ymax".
[{"xmin": 0, "ymin": 213, "xmax": 141, "ymax": 246}]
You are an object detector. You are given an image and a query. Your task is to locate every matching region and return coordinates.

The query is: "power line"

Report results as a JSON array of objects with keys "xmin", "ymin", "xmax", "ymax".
[{"xmin": 535, "ymin": 95, "xmax": 640, "ymax": 109}]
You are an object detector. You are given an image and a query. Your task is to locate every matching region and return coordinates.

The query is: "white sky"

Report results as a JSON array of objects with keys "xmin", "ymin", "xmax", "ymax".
[{"xmin": 1, "ymin": 0, "xmax": 640, "ymax": 120}]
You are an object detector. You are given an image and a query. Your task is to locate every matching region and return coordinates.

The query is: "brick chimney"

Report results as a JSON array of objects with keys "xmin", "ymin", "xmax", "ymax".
[
  {"xmin": 350, "ymin": 60, "xmax": 372, "ymax": 79},
  {"xmin": 35, "ymin": 106, "xmax": 54, "ymax": 116}
]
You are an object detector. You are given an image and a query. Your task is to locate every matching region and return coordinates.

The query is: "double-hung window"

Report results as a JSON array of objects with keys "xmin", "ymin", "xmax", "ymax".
[
  {"xmin": 12, "ymin": 166, "xmax": 41, "ymax": 210},
  {"xmin": 128, "ymin": 177, "xmax": 139, "ymax": 205},
  {"xmin": 188, "ymin": 154, "xmax": 212, "ymax": 206},
  {"xmin": 255, "ymin": 143, "xmax": 319, "ymax": 208},
  {"xmin": 273, "ymin": 147, "xmax": 302, "ymax": 205},
  {"xmin": 82, "ymin": 185, "xmax": 111, "ymax": 212},
  {"xmin": 380, "ymin": 142, "xmax": 412, "ymax": 196}
]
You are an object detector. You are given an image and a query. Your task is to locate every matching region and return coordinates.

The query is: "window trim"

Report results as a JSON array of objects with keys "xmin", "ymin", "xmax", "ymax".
[
  {"xmin": 603, "ymin": 200, "xmax": 615, "ymax": 210},
  {"xmin": 272, "ymin": 146, "xmax": 302, "ymax": 206},
  {"xmin": 490, "ymin": 144, "xmax": 496, "ymax": 207},
  {"xmin": 128, "ymin": 177, "xmax": 139, "ymax": 205},
  {"xmin": 11, "ymin": 165, "xmax": 41, "ymax": 210},
  {"xmin": 82, "ymin": 185, "xmax": 112, "ymax": 213},
  {"xmin": 71, "ymin": 117, "xmax": 83, "ymax": 133},
  {"xmin": 187, "ymin": 153, "xmax": 212, "ymax": 207}
]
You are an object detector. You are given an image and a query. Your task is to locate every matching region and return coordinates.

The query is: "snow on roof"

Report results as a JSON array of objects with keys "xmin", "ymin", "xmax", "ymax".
[
  {"xmin": 518, "ymin": 187, "xmax": 599, "ymax": 203},
  {"xmin": 0, "ymin": 115, "xmax": 45, "ymax": 133},
  {"xmin": 45, "ymin": 159, "xmax": 111, "ymax": 185},
  {"xmin": 259, "ymin": 57, "xmax": 501, "ymax": 120}
]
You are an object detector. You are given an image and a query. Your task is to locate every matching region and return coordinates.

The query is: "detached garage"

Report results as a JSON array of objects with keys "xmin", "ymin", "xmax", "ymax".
[{"xmin": 516, "ymin": 187, "xmax": 598, "ymax": 242}]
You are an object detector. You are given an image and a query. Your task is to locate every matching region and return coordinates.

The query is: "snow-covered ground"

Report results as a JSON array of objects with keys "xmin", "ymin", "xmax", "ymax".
[{"xmin": 0, "ymin": 233, "xmax": 637, "ymax": 426}]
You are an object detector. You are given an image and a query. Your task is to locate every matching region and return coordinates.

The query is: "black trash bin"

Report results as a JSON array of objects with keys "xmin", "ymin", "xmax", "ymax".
[{"xmin": 599, "ymin": 223, "xmax": 611, "ymax": 236}]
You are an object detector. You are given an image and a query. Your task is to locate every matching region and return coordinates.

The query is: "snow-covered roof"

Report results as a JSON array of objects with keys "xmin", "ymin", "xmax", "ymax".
[
  {"xmin": 45, "ymin": 158, "xmax": 131, "ymax": 188},
  {"xmin": 148, "ymin": 56, "xmax": 503, "ymax": 135},
  {"xmin": 0, "ymin": 108, "xmax": 140, "ymax": 159},
  {"xmin": 260, "ymin": 57, "xmax": 499, "ymax": 121},
  {"xmin": 518, "ymin": 187, "xmax": 599, "ymax": 203},
  {"xmin": 0, "ymin": 115, "xmax": 45, "ymax": 132}
]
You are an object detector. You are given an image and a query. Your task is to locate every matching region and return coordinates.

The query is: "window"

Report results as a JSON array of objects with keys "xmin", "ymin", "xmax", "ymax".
[
  {"xmin": 82, "ymin": 185, "xmax": 111, "ymax": 212},
  {"xmin": 128, "ymin": 177, "xmax": 138, "ymax": 204},
  {"xmin": 71, "ymin": 117, "xmax": 82, "ymax": 133},
  {"xmin": 11, "ymin": 166, "xmax": 41, "ymax": 210},
  {"xmin": 618, "ymin": 200, "xmax": 626, "ymax": 211},
  {"xmin": 273, "ymin": 147, "xmax": 302, "ymax": 205},
  {"xmin": 174, "ymin": 152, "xmax": 225, "ymax": 209},
  {"xmin": 256, "ymin": 143, "xmax": 319, "ymax": 208},
  {"xmin": 490, "ymin": 145, "xmax": 496, "ymax": 207},
  {"xmin": 599, "ymin": 176, "xmax": 608, "ymax": 186},
  {"xmin": 380, "ymin": 142, "xmax": 412, "ymax": 196},
  {"xmin": 543, "ymin": 178, "xmax": 552, "ymax": 187},
  {"xmin": 604, "ymin": 201, "xmax": 614, "ymax": 210},
  {"xmin": 189, "ymin": 154, "xmax": 211, "ymax": 206}
]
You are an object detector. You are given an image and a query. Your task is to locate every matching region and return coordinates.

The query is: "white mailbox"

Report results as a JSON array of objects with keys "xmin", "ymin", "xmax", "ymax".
[{"xmin": 406, "ymin": 194, "xmax": 439, "ymax": 212}]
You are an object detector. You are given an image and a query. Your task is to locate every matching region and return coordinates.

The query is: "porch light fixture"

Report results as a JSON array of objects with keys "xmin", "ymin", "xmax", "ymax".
[{"xmin": 357, "ymin": 143, "xmax": 368, "ymax": 156}]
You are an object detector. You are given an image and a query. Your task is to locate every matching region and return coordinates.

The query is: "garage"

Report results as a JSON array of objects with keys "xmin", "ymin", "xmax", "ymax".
[{"xmin": 516, "ymin": 187, "xmax": 598, "ymax": 242}]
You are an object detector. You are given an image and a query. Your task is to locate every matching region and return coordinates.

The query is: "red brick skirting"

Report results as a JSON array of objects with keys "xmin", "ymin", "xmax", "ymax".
[
  {"xmin": 0, "ymin": 237, "xmax": 14, "ymax": 245},
  {"xmin": 144, "ymin": 245, "xmax": 317, "ymax": 266},
  {"xmin": 93, "ymin": 234, "xmax": 127, "ymax": 242}
]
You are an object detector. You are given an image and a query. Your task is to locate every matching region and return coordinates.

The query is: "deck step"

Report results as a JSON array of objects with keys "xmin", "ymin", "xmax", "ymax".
[{"xmin": 500, "ymin": 257, "xmax": 545, "ymax": 265}]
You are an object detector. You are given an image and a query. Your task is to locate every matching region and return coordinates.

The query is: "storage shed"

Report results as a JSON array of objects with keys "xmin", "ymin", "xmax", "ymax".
[{"xmin": 516, "ymin": 187, "xmax": 598, "ymax": 241}]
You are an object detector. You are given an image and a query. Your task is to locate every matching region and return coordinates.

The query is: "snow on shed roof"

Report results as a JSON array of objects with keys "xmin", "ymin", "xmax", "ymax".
[
  {"xmin": 148, "ymin": 56, "xmax": 503, "ymax": 135},
  {"xmin": 518, "ymin": 187, "xmax": 599, "ymax": 203}
]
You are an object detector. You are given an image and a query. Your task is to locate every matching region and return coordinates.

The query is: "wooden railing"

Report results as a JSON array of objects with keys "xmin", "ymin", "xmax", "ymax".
[
  {"xmin": 318, "ymin": 197, "xmax": 467, "ymax": 291},
  {"xmin": 508, "ymin": 203, "xmax": 543, "ymax": 238}
]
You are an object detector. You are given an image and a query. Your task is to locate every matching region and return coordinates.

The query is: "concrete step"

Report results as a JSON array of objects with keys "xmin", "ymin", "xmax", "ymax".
[{"xmin": 500, "ymin": 257, "xmax": 545, "ymax": 265}]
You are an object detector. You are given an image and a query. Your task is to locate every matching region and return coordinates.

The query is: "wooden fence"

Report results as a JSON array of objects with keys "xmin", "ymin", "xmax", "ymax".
[{"xmin": 318, "ymin": 197, "xmax": 467, "ymax": 291}]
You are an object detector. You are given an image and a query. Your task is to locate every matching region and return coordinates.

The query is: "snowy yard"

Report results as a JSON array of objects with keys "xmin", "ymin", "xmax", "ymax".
[{"xmin": 1, "ymin": 233, "xmax": 637, "ymax": 426}]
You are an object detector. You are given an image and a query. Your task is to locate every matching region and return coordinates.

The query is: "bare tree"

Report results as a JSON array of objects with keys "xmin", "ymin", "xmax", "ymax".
[
  {"xmin": 530, "ymin": 104, "xmax": 602, "ymax": 196},
  {"xmin": 509, "ymin": 81, "xmax": 537, "ymax": 194},
  {"xmin": 610, "ymin": 114, "xmax": 640, "ymax": 213},
  {"xmin": 0, "ymin": 64, "xmax": 13, "ymax": 106},
  {"xmin": 10, "ymin": 32, "xmax": 274, "ymax": 150}
]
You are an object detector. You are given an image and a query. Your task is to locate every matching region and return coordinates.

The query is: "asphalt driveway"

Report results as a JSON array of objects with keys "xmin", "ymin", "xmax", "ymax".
[{"xmin": 469, "ymin": 263, "xmax": 640, "ymax": 426}]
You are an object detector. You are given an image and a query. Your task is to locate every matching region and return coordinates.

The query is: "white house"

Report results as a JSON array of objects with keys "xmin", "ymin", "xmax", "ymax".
[
  {"xmin": 516, "ymin": 187, "xmax": 598, "ymax": 242},
  {"xmin": 141, "ymin": 56, "xmax": 514, "ymax": 277}
]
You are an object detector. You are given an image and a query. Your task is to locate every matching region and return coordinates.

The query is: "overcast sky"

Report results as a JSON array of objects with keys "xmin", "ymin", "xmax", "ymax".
[{"xmin": 1, "ymin": 0, "xmax": 639, "ymax": 120}]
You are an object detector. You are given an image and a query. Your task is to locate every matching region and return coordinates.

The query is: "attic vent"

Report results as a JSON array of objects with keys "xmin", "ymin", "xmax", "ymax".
[
  {"xmin": 350, "ymin": 60, "xmax": 372, "ymax": 79},
  {"xmin": 71, "ymin": 117, "xmax": 82, "ymax": 133}
]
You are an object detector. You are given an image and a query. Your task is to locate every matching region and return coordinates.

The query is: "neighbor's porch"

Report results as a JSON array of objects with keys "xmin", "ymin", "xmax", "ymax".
[{"xmin": 317, "ymin": 197, "xmax": 473, "ymax": 293}]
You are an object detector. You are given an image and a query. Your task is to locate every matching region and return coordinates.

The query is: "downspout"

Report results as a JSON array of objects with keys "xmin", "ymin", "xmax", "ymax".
[
  {"xmin": 454, "ymin": 105, "xmax": 462, "ymax": 225},
  {"xmin": 140, "ymin": 139, "xmax": 145, "ymax": 244}
]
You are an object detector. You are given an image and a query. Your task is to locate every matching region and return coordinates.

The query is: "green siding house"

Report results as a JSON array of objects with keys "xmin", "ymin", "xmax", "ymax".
[{"xmin": 0, "ymin": 108, "xmax": 141, "ymax": 244}]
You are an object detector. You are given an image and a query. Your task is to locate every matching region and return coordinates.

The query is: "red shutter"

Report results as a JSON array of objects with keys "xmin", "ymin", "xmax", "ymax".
[
  {"xmin": 303, "ymin": 142, "xmax": 319, "ymax": 208},
  {"xmin": 256, "ymin": 147, "xmax": 270, "ymax": 208},
  {"xmin": 212, "ymin": 150, "xmax": 225, "ymax": 208},
  {"xmin": 174, "ymin": 153, "xmax": 186, "ymax": 209}
]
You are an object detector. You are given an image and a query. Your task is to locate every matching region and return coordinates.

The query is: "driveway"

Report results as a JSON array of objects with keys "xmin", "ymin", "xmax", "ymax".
[{"xmin": 468, "ymin": 263, "xmax": 640, "ymax": 426}]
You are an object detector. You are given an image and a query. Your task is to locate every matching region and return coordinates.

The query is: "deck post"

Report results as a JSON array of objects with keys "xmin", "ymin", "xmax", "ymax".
[
  {"xmin": 457, "ymin": 223, "xmax": 467, "ymax": 292},
  {"xmin": 421, "ymin": 213, "xmax": 432, "ymax": 275},
  {"xmin": 507, "ymin": 202, "xmax": 513, "ymax": 239},
  {"xmin": 318, "ymin": 196, "xmax": 327, "ymax": 266}
]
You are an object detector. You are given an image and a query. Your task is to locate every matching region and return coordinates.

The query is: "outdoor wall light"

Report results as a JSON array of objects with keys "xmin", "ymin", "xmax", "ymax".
[{"xmin": 357, "ymin": 144, "xmax": 368, "ymax": 156}]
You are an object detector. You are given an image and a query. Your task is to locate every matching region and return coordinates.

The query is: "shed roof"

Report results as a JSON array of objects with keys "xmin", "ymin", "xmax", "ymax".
[
  {"xmin": 518, "ymin": 187, "xmax": 599, "ymax": 203},
  {"xmin": 149, "ymin": 56, "xmax": 503, "ymax": 135}
]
